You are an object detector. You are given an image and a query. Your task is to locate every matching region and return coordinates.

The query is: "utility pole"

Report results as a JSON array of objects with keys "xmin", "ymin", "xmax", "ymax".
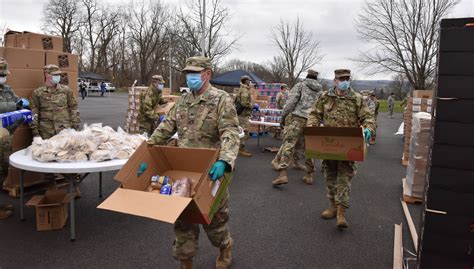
[
  {"xmin": 169, "ymin": 35, "xmax": 172, "ymax": 91},
  {"xmin": 201, "ymin": 0, "xmax": 206, "ymax": 56}
]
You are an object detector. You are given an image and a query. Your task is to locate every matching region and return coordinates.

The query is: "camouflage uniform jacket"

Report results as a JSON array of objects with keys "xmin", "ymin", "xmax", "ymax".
[
  {"xmin": 307, "ymin": 87, "xmax": 376, "ymax": 131},
  {"xmin": 138, "ymin": 85, "xmax": 167, "ymax": 123},
  {"xmin": 276, "ymin": 91, "xmax": 288, "ymax": 109},
  {"xmin": 0, "ymin": 84, "xmax": 20, "ymax": 134},
  {"xmin": 235, "ymin": 84, "xmax": 252, "ymax": 117},
  {"xmin": 148, "ymin": 85, "xmax": 240, "ymax": 168},
  {"xmin": 30, "ymin": 84, "xmax": 80, "ymax": 138},
  {"xmin": 282, "ymin": 78, "xmax": 321, "ymax": 119}
]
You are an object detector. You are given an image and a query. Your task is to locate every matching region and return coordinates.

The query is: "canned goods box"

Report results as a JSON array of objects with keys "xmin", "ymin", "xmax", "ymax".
[{"xmin": 98, "ymin": 142, "xmax": 231, "ymax": 225}]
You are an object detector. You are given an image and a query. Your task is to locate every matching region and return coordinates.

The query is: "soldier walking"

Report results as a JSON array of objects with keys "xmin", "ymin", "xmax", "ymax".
[
  {"xmin": 138, "ymin": 75, "xmax": 168, "ymax": 136},
  {"xmin": 307, "ymin": 69, "xmax": 375, "ymax": 229},
  {"xmin": 234, "ymin": 75, "xmax": 253, "ymax": 157},
  {"xmin": 387, "ymin": 92, "xmax": 395, "ymax": 118},
  {"xmin": 271, "ymin": 69, "xmax": 321, "ymax": 186},
  {"xmin": 148, "ymin": 56, "xmax": 239, "ymax": 269}
]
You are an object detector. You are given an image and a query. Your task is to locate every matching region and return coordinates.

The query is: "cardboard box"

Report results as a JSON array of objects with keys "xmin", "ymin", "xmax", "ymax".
[
  {"xmin": 11, "ymin": 88, "xmax": 37, "ymax": 98},
  {"xmin": 0, "ymin": 47, "xmax": 46, "ymax": 69},
  {"xmin": 11, "ymin": 124, "xmax": 34, "ymax": 152},
  {"xmin": 162, "ymin": 95, "xmax": 180, "ymax": 103},
  {"xmin": 59, "ymin": 71, "xmax": 78, "ymax": 90},
  {"xmin": 304, "ymin": 127, "xmax": 367, "ymax": 161},
  {"xmin": 412, "ymin": 90, "xmax": 433, "ymax": 99},
  {"xmin": 98, "ymin": 143, "xmax": 231, "ymax": 225},
  {"xmin": 162, "ymin": 88, "xmax": 172, "ymax": 95},
  {"xmin": 5, "ymin": 31, "xmax": 63, "ymax": 52},
  {"xmin": 4, "ymin": 166, "xmax": 46, "ymax": 188},
  {"xmin": 253, "ymin": 100, "xmax": 268, "ymax": 109},
  {"xmin": 155, "ymin": 102, "xmax": 175, "ymax": 116},
  {"xmin": 26, "ymin": 189, "xmax": 69, "ymax": 231},
  {"xmin": 6, "ymin": 68, "xmax": 44, "ymax": 89},
  {"xmin": 45, "ymin": 51, "xmax": 78, "ymax": 72}
]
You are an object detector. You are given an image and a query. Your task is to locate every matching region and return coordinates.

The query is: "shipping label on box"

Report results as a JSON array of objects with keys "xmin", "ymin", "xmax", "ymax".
[
  {"xmin": 412, "ymin": 98, "xmax": 422, "ymax": 105},
  {"xmin": 98, "ymin": 143, "xmax": 231, "ymax": 225},
  {"xmin": 304, "ymin": 126, "xmax": 367, "ymax": 161}
]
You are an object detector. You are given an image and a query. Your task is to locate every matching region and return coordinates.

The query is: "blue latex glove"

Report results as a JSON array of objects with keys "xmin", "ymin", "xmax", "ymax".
[
  {"xmin": 364, "ymin": 128, "xmax": 372, "ymax": 144},
  {"xmin": 209, "ymin": 160, "xmax": 226, "ymax": 181}
]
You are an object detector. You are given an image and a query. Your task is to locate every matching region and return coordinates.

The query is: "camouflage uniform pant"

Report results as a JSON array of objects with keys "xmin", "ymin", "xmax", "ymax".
[
  {"xmin": 273, "ymin": 115, "xmax": 314, "ymax": 172},
  {"xmin": 138, "ymin": 120, "xmax": 156, "ymax": 137},
  {"xmin": 0, "ymin": 128, "xmax": 11, "ymax": 181},
  {"xmin": 238, "ymin": 114, "xmax": 250, "ymax": 147},
  {"xmin": 173, "ymin": 190, "xmax": 231, "ymax": 261},
  {"xmin": 322, "ymin": 160, "xmax": 357, "ymax": 208}
]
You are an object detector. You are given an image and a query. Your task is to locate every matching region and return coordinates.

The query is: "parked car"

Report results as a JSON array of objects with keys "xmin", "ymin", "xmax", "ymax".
[{"xmin": 89, "ymin": 82, "xmax": 116, "ymax": 92}]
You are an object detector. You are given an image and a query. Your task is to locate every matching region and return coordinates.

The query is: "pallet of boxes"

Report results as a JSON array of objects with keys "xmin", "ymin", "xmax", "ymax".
[{"xmin": 1, "ymin": 30, "xmax": 79, "ymax": 197}]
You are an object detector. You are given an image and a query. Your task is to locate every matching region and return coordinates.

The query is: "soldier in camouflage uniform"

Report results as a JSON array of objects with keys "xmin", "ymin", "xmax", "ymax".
[
  {"xmin": 138, "ymin": 75, "xmax": 168, "ymax": 136},
  {"xmin": 234, "ymin": 75, "xmax": 253, "ymax": 157},
  {"xmin": 308, "ymin": 69, "xmax": 375, "ymax": 229},
  {"xmin": 148, "ymin": 56, "xmax": 239, "ymax": 269},
  {"xmin": 275, "ymin": 84, "xmax": 289, "ymax": 109},
  {"xmin": 271, "ymin": 70, "xmax": 321, "ymax": 186},
  {"xmin": 367, "ymin": 92, "xmax": 379, "ymax": 145},
  {"xmin": 0, "ymin": 58, "xmax": 19, "ymax": 219}
]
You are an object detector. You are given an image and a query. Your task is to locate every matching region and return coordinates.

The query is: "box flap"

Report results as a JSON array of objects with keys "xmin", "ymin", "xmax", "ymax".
[
  {"xmin": 303, "ymin": 126, "xmax": 363, "ymax": 137},
  {"xmin": 26, "ymin": 195, "xmax": 45, "ymax": 207},
  {"xmin": 97, "ymin": 188, "xmax": 192, "ymax": 223}
]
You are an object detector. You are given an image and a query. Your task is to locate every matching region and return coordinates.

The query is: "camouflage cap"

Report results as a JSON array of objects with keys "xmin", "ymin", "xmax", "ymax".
[
  {"xmin": 0, "ymin": 57, "xmax": 10, "ymax": 75},
  {"xmin": 241, "ymin": 75, "xmax": 251, "ymax": 82},
  {"xmin": 182, "ymin": 56, "xmax": 213, "ymax": 72},
  {"xmin": 151, "ymin": 75, "xmax": 165, "ymax": 83},
  {"xmin": 335, "ymin": 69, "xmax": 351, "ymax": 78},
  {"xmin": 307, "ymin": 69, "xmax": 319, "ymax": 77},
  {"xmin": 280, "ymin": 84, "xmax": 288, "ymax": 89},
  {"xmin": 43, "ymin": 64, "xmax": 62, "ymax": 75}
]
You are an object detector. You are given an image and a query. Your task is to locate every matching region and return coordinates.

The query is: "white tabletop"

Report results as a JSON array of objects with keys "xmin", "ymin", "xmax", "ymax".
[
  {"xmin": 171, "ymin": 127, "xmax": 246, "ymax": 139},
  {"xmin": 249, "ymin": 120, "xmax": 280, "ymax": 127},
  {"xmin": 9, "ymin": 149, "xmax": 127, "ymax": 174}
]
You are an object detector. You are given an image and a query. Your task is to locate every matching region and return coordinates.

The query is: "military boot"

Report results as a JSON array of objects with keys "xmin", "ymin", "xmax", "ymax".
[
  {"xmin": 180, "ymin": 259, "xmax": 193, "ymax": 269},
  {"xmin": 216, "ymin": 239, "xmax": 233, "ymax": 269},
  {"xmin": 336, "ymin": 205, "xmax": 348, "ymax": 229},
  {"xmin": 271, "ymin": 159, "xmax": 279, "ymax": 171},
  {"xmin": 302, "ymin": 172, "xmax": 313, "ymax": 185},
  {"xmin": 321, "ymin": 200, "xmax": 337, "ymax": 219},
  {"xmin": 291, "ymin": 163, "xmax": 307, "ymax": 171},
  {"xmin": 0, "ymin": 208, "xmax": 13, "ymax": 219},
  {"xmin": 238, "ymin": 146, "xmax": 252, "ymax": 157},
  {"xmin": 272, "ymin": 169, "xmax": 288, "ymax": 185}
]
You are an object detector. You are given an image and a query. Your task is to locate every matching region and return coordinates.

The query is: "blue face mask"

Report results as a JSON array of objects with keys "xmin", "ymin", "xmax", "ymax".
[
  {"xmin": 338, "ymin": 80, "xmax": 350, "ymax": 91},
  {"xmin": 155, "ymin": 83, "xmax": 164, "ymax": 91},
  {"xmin": 186, "ymin": 73, "xmax": 203, "ymax": 91},
  {"xmin": 52, "ymin": 75, "xmax": 61, "ymax": 85}
]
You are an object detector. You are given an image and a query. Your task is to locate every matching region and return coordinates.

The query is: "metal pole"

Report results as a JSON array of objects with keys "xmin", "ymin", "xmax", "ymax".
[
  {"xmin": 169, "ymin": 35, "xmax": 172, "ymax": 90},
  {"xmin": 201, "ymin": 0, "xmax": 206, "ymax": 56}
]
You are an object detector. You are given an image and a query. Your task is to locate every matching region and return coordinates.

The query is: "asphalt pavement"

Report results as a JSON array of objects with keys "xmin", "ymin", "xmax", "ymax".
[{"xmin": 0, "ymin": 93, "xmax": 421, "ymax": 268}]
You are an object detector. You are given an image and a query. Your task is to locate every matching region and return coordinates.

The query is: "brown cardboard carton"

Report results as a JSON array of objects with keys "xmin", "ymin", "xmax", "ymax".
[
  {"xmin": 5, "ymin": 31, "xmax": 63, "ymax": 52},
  {"xmin": 98, "ymin": 143, "xmax": 231, "ymax": 224},
  {"xmin": 6, "ymin": 68, "xmax": 44, "ymax": 89},
  {"xmin": 253, "ymin": 100, "xmax": 268, "ymax": 109},
  {"xmin": 162, "ymin": 88, "xmax": 172, "ymax": 95},
  {"xmin": 26, "ymin": 189, "xmax": 69, "ymax": 231},
  {"xmin": 412, "ymin": 90, "xmax": 433, "ymax": 99},
  {"xmin": 11, "ymin": 124, "xmax": 33, "ymax": 152},
  {"xmin": 155, "ymin": 102, "xmax": 175, "ymax": 116},
  {"xmin": 304, "ymin": 126, "xmax": 367, "ymax": 161},
  {"xmin": 162, "ymin": 95, "xmax": 181, "ymax": 103},
  {"xmin": 257, "ymin": 95, "xmax": 270, "ymax": 101},
  {"xmin": 10, "ymin": 88, "xmax": 37, "ymax": 98},
  {"xmin": 0, "ymin": 47, "xmax": 45, "ymax": 69},
  {"xmin": 4, "ymin": 166, "xmax": 46, "ymax": 189},
  {"xmin": 45, "ymin": 51, "xmax": 78, "ymax": 72}
]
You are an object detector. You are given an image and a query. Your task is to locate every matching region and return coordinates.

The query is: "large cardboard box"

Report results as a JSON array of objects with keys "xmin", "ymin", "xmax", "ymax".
[
  {"xmin": 0, "ymin": 47, "xmax": 46, "ymax": 69},
  {"xmin": 26, "ymin": 189, "xmax": 69, "ymax": 231},
  {"xmin": 155, "ymin": 102, "xmax": 175, "ymax": 116},
  {"xmin": 45, "ymin": 51, "xmax": 78, "ymax": 72},
  {"xmin": 11, "ymin": 124, "xmax": 34, "ymax": 152},
  {"xmin": 304, "ymin": 127, "xmax": 367, "ymax": 161},
  {"xmin": 3, "ymin": 166, "xmax": 46, "ymax": 189},
  {"xmin": 5, "ymin": 31, "xmax": 63, "ymax": 52},
  {"xmin": 10, "ymin": 88, "xmax": 37, "ymax": 99},
  {"xmin": 98, "ymin": 143, "xmax": 231, "ymax": 224},
  {"xmin": 162, "ymin": 95, "xmax": 180, "ymax": 103},
  {"xmin": 6, "ymin": 68, "xmax": 44, "ymax": 89}
]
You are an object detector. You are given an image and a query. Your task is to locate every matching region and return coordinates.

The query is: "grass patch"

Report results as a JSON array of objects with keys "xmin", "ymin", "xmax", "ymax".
[{"xmin": 377, "ymin": 100, "xmax": 404, "ymax": 113}]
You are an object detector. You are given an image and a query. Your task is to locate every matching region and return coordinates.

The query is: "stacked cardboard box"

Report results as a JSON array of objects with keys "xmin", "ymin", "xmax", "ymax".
[
  {"xmin": 404, "ymin": 112, "xmax": 431, "ymax": 198},
  {"xmin": 1, "ymin": 31, "xmax": 79, "ymax": 191},
  {"xmin": 402, "ymin": 90, "xmax": 433, "ymax": 164},
  {"xmin": 126, "ymin": 86, "xmax": 147, "ymax": 134}
]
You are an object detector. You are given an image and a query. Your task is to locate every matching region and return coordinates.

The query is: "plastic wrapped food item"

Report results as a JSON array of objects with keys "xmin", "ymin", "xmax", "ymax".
[
  {"xmin": 171, "ymin": 177, "xmax": 191, "ymax": 198},
  {"xmin": 146, "ymin": 175, "xmax": 170, "ymax": 192},
  {"xmin": 160, "ymin": 183, "xmax": 172, "ymax": 195},
  {"xmin": 90, "ymin": 150, "xmax": 115, "ymax": 162}
]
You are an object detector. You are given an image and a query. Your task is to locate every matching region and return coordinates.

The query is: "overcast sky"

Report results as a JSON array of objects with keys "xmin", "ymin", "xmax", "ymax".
[{"xmin": 1, "ymin": 0, "xmax": 473, "ymax": 80}]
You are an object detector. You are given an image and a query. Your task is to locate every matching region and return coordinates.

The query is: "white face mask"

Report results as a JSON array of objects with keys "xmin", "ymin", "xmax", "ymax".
[
  {"xmin": 51, "ymin": 75, "xmax": 61, "ymax": 85},
  {"xmin": 0, "ymin": 76, "xmax": 6, "ymax": 84}
]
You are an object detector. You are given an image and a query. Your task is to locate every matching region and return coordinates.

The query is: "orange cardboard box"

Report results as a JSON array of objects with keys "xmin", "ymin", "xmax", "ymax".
[
  {"xmin": 10, "ymin": 88, "xmax": 37, "ymax": 98},
  {"xmin": 6, "ymin": 68, "xmax": 44, "ymax": 89},
  {"xmin": 0, "ymin": 47, "xmax": 46, "ymax": 69},
  {"xmin": 98, "ymin": 143, "xmax": 232, "ymax": 224},
  {"xmin": 5, "ymin": 31, "xmax": 63, "ymax": 52},
  {"xmin": 45, "ymin": 51, "xmax": 78, "ymax": 72},
  {"xmin": 26, "ymin": 189, "xmax": 69, "ymax": 231},
  {"xmin": 162, "ymin": 95, "xmax": 181, "ymax": 103},
  {"xmin": 304, "ymin": 126, "xmax": 367, "ymax": 161},
  {"xmin": 155, "ymin": 102, "xmax": 175, "ymax": 116}
]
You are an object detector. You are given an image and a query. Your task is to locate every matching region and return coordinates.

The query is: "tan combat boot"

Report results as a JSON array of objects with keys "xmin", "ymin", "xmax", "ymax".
[
  {"xmin": 180, "ymin": 259, "xmax": 193, "ymax": 269},
  {"xmin": 336, "ymin": 205, "xmax": 348, "ymax": 229},
  {"xmin": 216, "ymin": 239, "xmax": 233, "ymax": 269},
  {"xmin": 0, "ymin": 208, "xmax": 13, "ymax": 219},
  {"xmin": 238, "ymin": 146, "xmax": 252, "ymax": 157},
  {"xmin": 302, "ymin": 173, "xmax": 313, "ymax": 185},
  {"xmin": 321, "ymin": 200, "xmax": 337, "ymax": 219},
  {"xmin": 291, "ymin": 163, "xmax": 307, "ymax": 171},
  {"xmin": 272, "ymin": 169, "xmax": 288, "ymax": 185},
  {"xmin": 271, "ymin": 159, "xmax": 279, "ymax": 171}
]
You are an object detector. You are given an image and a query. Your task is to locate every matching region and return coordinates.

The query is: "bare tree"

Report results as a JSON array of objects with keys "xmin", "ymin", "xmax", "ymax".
[
  {"xmin": 267, "ymin": 56, "xmax": 288, "ymax": 84},
  {"xmin": 356, "ymin": 0, "xmax": 459, "ymax": 90},
  {"xmin": 41, "ymin": 0, "xmax": 81, "ymax": 53},
  {"xmin": 219, "ymin": 58, "xmax": 274, "ymax": 82},
  {"xmin": 271, "ymin": 16, "xmax": 323, "ymax": 87},
  {"xmin": 176, "ymin": 0, "xmax": 238, "ymax": 64},
  {"xmin": 390, "ymin": 73, "xmax": 410, "ymax": 100}
]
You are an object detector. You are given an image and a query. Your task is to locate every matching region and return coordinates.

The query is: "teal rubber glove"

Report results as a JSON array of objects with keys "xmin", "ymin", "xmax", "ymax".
[
  {"xmin": 364, "ymin": 128, "xmax": 372, "ymax": 144},
  {"xmin": 137, "ymin": 162, "xmax": 148, "ymax": 177},
  {"xmin": 209, "ymin": 160, "xmax": 226, "ymax": 181}
]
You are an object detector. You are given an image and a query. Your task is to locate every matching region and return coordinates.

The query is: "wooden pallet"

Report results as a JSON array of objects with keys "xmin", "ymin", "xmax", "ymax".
[
  {"xmin": 3, "ymin": 178, "xmax": 69, "ymax": 198},
  {"xmin": 264, "ymin": 146, "xmax": 280, "ymax": 153},
  {"xmin": 401, "ymin": 178, "xmax": 423, "ymax": 204},
  {"xmin": 402, "ymin": 158, "xmax": 408, "ymax": 166}
]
